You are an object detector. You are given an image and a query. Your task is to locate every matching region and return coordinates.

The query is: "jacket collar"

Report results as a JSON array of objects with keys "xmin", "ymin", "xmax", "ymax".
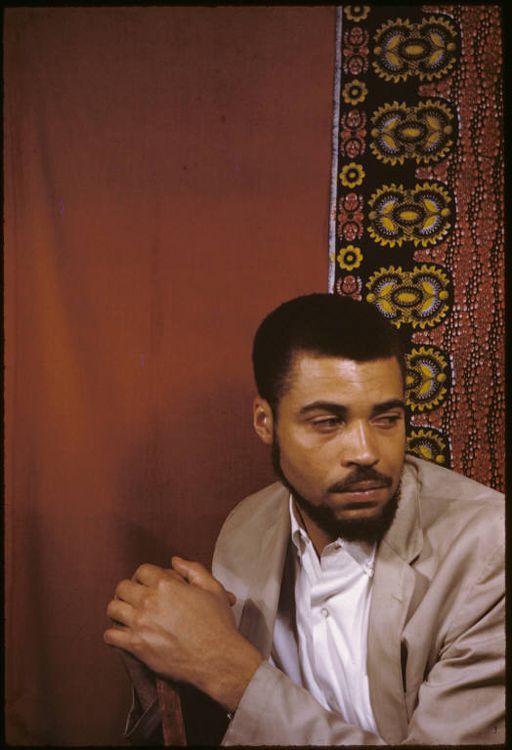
[
  {"xmin": 381, "ymin": 456, "xmax": 423, "ymax": 564},
  {"xmin": 368, "ymin": 456, "xmax": 426, "ymax": 743},
  {"xmin": 237, "ymin": 485, "xmax": 290, "ymax": 658}
]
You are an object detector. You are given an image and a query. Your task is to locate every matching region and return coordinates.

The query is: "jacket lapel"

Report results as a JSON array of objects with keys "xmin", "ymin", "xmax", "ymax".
[
  {"xmin": 238, "ymin": 491, "xmax": 290, "ymax": 659},
  {"xmin": 368, "ymin": 458, "xmax": 424, "ymax": 744}
]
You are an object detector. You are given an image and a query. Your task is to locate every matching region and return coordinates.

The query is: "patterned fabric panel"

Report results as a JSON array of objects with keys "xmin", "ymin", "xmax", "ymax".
[{"xmin": 329, "ymin": 5, "xmax": 504, "ymax": 490}]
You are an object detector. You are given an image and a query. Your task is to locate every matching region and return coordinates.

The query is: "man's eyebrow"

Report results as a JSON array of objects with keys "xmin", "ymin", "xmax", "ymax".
[
  {"xmin": 371, "ymin": 399, "xmax": 406, "ymax": 415},
  {"xmin": 298, "ymin": 401, "xmax": 348, "ymax": 417},
  {"xmin": 298, "ymin": 399, "xmax": 406, "ymax": 417}
]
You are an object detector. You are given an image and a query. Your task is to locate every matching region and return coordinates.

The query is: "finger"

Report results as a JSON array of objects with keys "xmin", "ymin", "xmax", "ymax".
[
  {"xmin": 172, "ymin": 558, "xmax": 236, "ymax": 603},
  {"xmin": 133, "ymin": 563, "xmax": 165, "ymax": 587},
  {"xmin": 171, "ymin": 557, "xmax": 214, "ymax": 587},
  {"xmin": 115, "ymin": 579, "xmax": 145, "ymax": 606},
  {"xmin": 171, "ymin": 557, "xmax": 229, "ymax": 599},
  {"xmin": 104, "ymin": 625, "xmax": 133, "ymax": 651},
  {"xmin": 106, "ymin": 598, "xmax": 135, "ymax": 627},
  {"xmin": 163, "ymin": 567, "xmax": 187, "ymax": 584}
]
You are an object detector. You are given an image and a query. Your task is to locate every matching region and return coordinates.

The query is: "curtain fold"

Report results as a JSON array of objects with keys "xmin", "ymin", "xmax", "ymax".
[{"xmin": 4, "ymin": 8, "xmax": 334, "ymax": 743}]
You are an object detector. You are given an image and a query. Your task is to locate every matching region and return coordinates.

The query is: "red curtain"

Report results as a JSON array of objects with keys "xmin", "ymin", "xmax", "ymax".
[{"xmin": 4, "ymin": 8, "xmax": 335, "ymax": 744}]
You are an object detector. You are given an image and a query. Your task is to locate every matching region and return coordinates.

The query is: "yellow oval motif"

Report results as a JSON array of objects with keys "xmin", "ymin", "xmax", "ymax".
[
  {"xmin": 429, "ymin": 49, "xmax": 444, "ymax": 66},
  {"xmin": 430, "ymin": 32, "xmax": 444, "ymax": 46},
  {"xmin": 402, "ymin": 126, "xmax": 422, "ymax": 138},
  {"xmin": 426, "ymin": 114, "xmax": 442, "ymax": 130},
  {"xmin": 404, "ymin": 43, "xmax": 426, "ymax": 57},
  {"xmin": 426, "ymin": 133, "xmax": 442, "ymax": 148},
  {"xmin": 380, "ymin": 299, "xmax": 395, "ymax": 316},
  {"xmin": 422, "ymin": 198, "xmax": 438, "ymax": 212},
  {"xmin": 382, "ymin": 216, "xmax": 398, "ymax": 231},
  {"xmin": 419, "ymin": 444, "xmax": 433, "ymax": 460},
  {"xmin": 423, "ymin": 216, "xmax": 438, "ymax": 230},
  {"xmin": 418, "ymin": 382, "xmax": 433, "ymax": 397},
  {"xmin": 397, "ymin": 291, "xmax": 419, "ymax": 304},
  {"xmin": 383, "ymin": 134, "xmax": 399, "ymax": 150},
  {"xmin": 380, "ymin": 281, "xmax": 397, "ymax": 295},
  {"xmin": 387, "ymin": 51, "xmax": 402, "ymax": 67},
  {"xmin": 419, "ymin": 363, "xmax": 434, "ymax": 378},
  {"xmin": 420, "ymin": 280, "xmax": 435, "ymax": 295},
  {"xmin": 398, "ymin": 209, "xmax": 420, "ymax": 222}
]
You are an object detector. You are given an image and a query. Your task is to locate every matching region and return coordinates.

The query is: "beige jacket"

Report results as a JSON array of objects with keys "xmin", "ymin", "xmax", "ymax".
[{"xmin": 213, "ymin": 456, "xmax": 505, "ymax": 745}]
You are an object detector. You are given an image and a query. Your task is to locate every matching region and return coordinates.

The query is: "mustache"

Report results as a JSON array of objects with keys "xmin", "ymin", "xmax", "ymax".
[{"xmin": 327, "ymin": 466, "xmax": 392, "ymax": 493}]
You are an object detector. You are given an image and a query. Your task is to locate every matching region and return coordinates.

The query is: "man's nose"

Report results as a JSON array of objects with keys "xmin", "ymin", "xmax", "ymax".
[{"xmin": 341, "ymin": 421, "xmax": 378, "ymax": 467}]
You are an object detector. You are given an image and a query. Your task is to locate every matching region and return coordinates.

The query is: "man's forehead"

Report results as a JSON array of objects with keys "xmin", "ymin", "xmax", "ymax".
[{"xmin": 285, "ymin": 352, "xmax": 404, "ymax": 397}]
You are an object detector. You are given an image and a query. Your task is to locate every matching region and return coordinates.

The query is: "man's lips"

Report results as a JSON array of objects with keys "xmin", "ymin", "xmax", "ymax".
[
  {"xmin": 340, "ymin": 481, "xmax": 388, "ymax": 492},
  {"xmin": 329, "ymin": 481, "xmax": 390, "ymax": 507}
]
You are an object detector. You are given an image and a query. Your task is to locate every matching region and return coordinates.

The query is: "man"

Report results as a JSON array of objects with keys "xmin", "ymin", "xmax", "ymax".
[{"xmin": 105, "ymin": 293, "xmax": 505, "ymax": 745}]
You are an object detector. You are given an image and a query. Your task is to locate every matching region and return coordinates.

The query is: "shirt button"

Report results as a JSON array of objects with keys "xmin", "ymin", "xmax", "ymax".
[{"xmin": 321, "ymin": 607, "xmax": 330, "ymax": 618}]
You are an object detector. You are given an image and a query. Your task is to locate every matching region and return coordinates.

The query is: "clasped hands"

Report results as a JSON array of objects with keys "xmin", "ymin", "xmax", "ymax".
[{"xmin": 104, "ymin": 556, "xmax": 262, "ymax": 712}]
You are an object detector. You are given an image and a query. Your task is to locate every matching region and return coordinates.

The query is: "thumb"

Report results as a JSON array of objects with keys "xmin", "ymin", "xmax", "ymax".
[{"xmin": 171, "ymin": 556, "xmax": 237, "ymax": 605}]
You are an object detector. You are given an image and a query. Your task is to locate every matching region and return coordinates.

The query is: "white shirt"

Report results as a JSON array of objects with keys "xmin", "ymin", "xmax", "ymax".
[{"xmin": 270, "ymin": 496, "xmax": 378, "ymax": 734}]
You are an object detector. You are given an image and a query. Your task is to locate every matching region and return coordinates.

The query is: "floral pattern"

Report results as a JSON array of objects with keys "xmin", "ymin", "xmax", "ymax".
[
  {"xmin": 340, "ymin": 109, "xmax": 367, "ymax": 158},
  {"xmin": 367, "ymin": 181, "xmax": 452, "ymax": 247},
  {"xmin": 372, "ymin": 16, "xmax": 459, "ymax": 83},
  {"xmin": 337, "ymin": 192, "xmax": 364, "ymax": 241},
  {"xmin": 339, "ymin": 162, "xmax": 365, "ymax": 188},
  {"xmin": 343, "ymin": 26, "xmax": 370, "ymax": 76},
  {"xmin": 335, "ymin": 274, "xmax": 363, "ymax": 301},
  {"xmin": 341, "ymin": 79, "xmax": 368, "ymax": 105},
  {"xmin": 366, "ymin": 264, "xmax": 451, "ymax": 329},
  {"xmin": 337, "ymin": 245, "xmax": 363, "ymax": 271},
  {"xmin": 370, "ymin": 99, "xmax": 456, "ymax": 165},
  {"xmin": 344, "ymin": 6, "xmax": 370, "ymax": 23},
  {"xmin": 407, "ymin": 428, "xmax": 449, "ymax": 466},
  {"xmin": 405, "ymin": 346, "xmax": 449, "ymax": 411}
]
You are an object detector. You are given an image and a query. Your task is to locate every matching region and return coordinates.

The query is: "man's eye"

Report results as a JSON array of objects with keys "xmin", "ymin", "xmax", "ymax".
[
  {"xmin": 374, "ymin": 414, "xmax": 402, "ymax": 427},
  {"xmin": 311, "ymin": 417, "xmax": 342, "ymax": 431}
]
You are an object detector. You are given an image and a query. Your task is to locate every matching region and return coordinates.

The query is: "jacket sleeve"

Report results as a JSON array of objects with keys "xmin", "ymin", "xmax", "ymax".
[
  {"xmin": 222, "ymin": 661, "xmax": 386, "ymax": 745},
  {"xmin": 403, "ymin": 541, "xmax": 505, "ymax": 744},
  {"xmin": 222, "ymin": 543, "xmax": 505, "ymax": 746}
]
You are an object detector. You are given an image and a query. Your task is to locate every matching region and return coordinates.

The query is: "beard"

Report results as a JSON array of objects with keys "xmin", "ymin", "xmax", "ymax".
[{"xmin": 271, "ymin": 436, "xmax": 401, "ymax": 544}]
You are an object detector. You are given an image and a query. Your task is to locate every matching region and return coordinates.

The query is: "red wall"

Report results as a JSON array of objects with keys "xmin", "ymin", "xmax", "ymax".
[{"xmin": 5, "ymin": 7, "xmax": 335, "ymax": 744}]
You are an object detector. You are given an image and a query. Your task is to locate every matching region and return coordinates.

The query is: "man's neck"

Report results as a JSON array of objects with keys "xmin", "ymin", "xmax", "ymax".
[{"xmin": 292, "ymin": 500, "xmax": 334, "ymax": 558}]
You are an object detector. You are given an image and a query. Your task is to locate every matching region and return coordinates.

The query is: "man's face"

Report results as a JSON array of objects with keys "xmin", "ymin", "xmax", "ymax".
[{"xmin": 254, "ymin": 353, "xmax": 406, "ymax": 545}]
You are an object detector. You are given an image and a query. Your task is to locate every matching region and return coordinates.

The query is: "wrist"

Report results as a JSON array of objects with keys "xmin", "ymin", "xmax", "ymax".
[{"xmin": 201, "ymin": 634, "xmax": 263, "ymax": 712}]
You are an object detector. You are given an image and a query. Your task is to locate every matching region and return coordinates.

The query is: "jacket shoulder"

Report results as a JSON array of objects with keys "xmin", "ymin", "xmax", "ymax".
[
  {"xmin": 211, "ymin": 482, "xmax": 290, "ymax": 615},
  {"xmin": 405, "ymin": 455, "xmax": 504, "ymax": 550},
  {"xmin": 408, "ymin": 455, "xmax": 504, "ymax": 504},
  {"xmin": 212, "ymin": 482, "xmax": 288, "ymax": 567}
]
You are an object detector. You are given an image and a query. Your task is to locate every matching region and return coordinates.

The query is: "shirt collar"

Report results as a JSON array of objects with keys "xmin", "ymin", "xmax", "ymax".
[{"xmin": 288, "ymin": 495, "xmax": 376, "ymax": 576}]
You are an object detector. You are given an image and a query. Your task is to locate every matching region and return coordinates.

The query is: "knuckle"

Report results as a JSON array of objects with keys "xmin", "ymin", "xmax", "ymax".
[
  {"xmin": 156, "ymin": 573, "xmax": 171, "ymax": 593},
  {"xmin": 115, "ymin": 579, "xmax": 130, "ymax": 597},
  {"xmin": 140, "ymin": 592, "xmax": 154, "ymax": 612},
  {"xmin": 135, "ymin": 563, "xmax": 151, "ymax": 578}
]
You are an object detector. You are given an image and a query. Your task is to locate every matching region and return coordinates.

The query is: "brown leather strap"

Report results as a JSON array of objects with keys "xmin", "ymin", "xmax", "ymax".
[{"xmin": 157, "ymin": 678, "xmax": 187, "ymax": 746}]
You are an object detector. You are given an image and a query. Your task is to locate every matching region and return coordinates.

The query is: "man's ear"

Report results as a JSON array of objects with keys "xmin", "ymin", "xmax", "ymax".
[{"xmin": 253, "ymin": 397, "xmax": 274, "ymax": 445}]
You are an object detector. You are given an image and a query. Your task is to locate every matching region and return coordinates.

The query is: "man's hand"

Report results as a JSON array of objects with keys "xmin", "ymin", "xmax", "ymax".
[{"xmin": 104, "ymin": 557, "xmax": 263, "ymax": 712}]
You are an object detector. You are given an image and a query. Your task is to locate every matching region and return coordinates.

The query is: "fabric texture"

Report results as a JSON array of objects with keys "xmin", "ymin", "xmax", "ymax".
[
  {"xmin": 4, "ymin": 7, "xmax": 334, "ymax": 744},
  {"xmin": 329, "ymin": 5, "xmax": 505, "ymax": 490}
]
